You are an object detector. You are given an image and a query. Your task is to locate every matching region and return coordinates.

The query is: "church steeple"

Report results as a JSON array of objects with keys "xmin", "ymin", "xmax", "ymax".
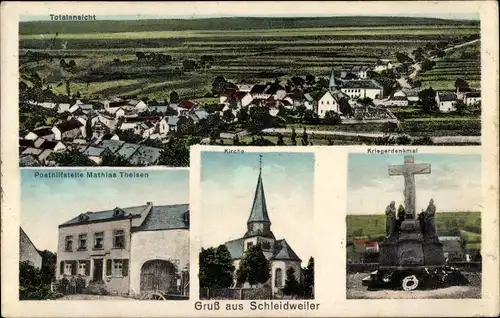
[
  {"xmin": 329, "ymin": 68, "xmax": 336, "ymax": 90},
  {"xmin": 245, "ymin": 155, "xmax": 273, "ymax": 238}
]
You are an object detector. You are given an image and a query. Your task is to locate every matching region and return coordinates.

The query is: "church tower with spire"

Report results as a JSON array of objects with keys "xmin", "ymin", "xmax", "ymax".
[
  {"xmin": 243, "ymin": 155, "xmax": 276, "ymax": 259},
  {"xmin": 329, "ymin": 68, "xmax": 337, "ymax": 91},
  {"xmin": 223, "ymin": 154, "xmax": 303, "ymax": 293}
]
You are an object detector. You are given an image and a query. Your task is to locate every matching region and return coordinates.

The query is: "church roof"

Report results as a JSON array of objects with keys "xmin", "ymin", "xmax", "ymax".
[
  {"xmin": 224, "ymin": 238, "xmax": 245, "ymax": 260},
  {"xmin": 136, "ymin": 204, "xmax": 189, "ymax": 231},
  {"xmin": 272, "ymin": 239, "xmax": 301, "ymax": 262},
  {"xmin": 247, "ymin": 170, "xmax": 271, "ymax": 225}
]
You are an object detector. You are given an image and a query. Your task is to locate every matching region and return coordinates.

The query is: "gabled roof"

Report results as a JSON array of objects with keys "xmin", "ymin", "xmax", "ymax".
[
  {"xmin": 83, "ymin": 146, "xmax": 107, "ymax": 157},
  {"xmin": 55, "ymin": 119, "xmax": 83, "ymax": 132},
  {"xmin": 272, "ymin": 239, "xmax": 301, "ymax": 262},
  {"xmin": 99, "ymin": 139, "xmax": 126, "ymax": 153},
  {"xmin": 168, "ymin": 116, "xmax": 179, "ymax": 125},
  {"xmin": 247, "ymin": 170, "xmax": 271, "ymax": 225},
  {"xmin": 464, "ymin": 92, "xmax": 481, "ymax": 98},
  {"xmin": 340, "ymin": 79, "xmax": 383, "ymax": 90},
  {"xmin": 224, "ymin": 238, "xmax": 245, "ymax": 260},
  {"xmin": 59, "ymin": 204, "xmax": 149, "ymax": 227},
  {"xmin": 178, "ymin": 100, "xmax": 197, "ymax": 110},
  {"xmin": 116, "ymin": 143, "xmax": 141, "ymax": 160},
  {"xmin": 250, "ymin": 84, "xmax": 268, "ymax": 94},
  {"xmin": 437, "ymin": 92, "xmax": 457, "ymax": 102},
  {"xmin": 135, "ymin": 204, "xmax": 189, "ymax": 231},
  {"xmin": 129, "ymin": 145, "xmax": 162, "ymax": 165}
]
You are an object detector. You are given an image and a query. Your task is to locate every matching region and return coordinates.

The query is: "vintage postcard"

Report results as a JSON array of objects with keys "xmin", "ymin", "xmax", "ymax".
[
  {"xmin": 346, "ymin": 153, "xmax": 482, "ymax": 299},
  {"xmin": 2, "ymin": 1, "xmax": 499, "ymax": 318},
  {"xmin": 11, "ymin": 2, "xmax": 493, "ymax": 169}
]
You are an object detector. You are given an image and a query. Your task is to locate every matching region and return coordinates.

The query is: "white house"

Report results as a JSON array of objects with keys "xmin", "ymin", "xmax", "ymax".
[
  {"xmin": 389, "ymin": 96, "xmax": 409, "ymax": 107},
  {"xmin": 128, "ymin": 99, "xmax": 148, "ymax": 112},
  {"xmin": 25, "ymin": 126, "xmax": 56, "ymax": 141},
  {"xmin": 58, "ymin": 103, "xmax": 71, "ymax": 113},
  {"xmin": 463, "ymin": 92, "xmax": 481, "ymax": 106},
  {"xmin": 237, "ymin": 83, "xmax": 255, "ymax": 92},
  {"xmin": 52, "ymin": 119, "xmax": 84, "ymax": 141},
  {"xmin": 99, "ymin": 113, "xmax": 117, "ymax": 130},
  {"xmin": 129, "ymin": 204, "xmax": 190, "ymax": 297},
  {"xmin": 317, "ymin": 91, "xmax": 341, "ymax": 118},
  {"xmin": 373, "ymin": 59, "xmax": 394, "ymax": 72},
  {"xmin": 339, "ymin": 79, "xmax": 384, "ymax": 100},
  {"xmin": 436, "ymin": 92, "xmax": 458, "ymax": 113}
]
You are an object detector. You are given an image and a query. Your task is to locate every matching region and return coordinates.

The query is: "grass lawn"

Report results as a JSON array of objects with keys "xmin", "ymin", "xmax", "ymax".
[{"xmin": 346, "ymin": 212, "xmax": 481, "ymax": 242}]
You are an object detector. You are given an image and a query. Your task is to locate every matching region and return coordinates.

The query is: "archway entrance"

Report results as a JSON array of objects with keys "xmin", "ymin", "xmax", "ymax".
[{"xmin": 140, "ymin": 260, "xmax": 177, "ymax": 294}]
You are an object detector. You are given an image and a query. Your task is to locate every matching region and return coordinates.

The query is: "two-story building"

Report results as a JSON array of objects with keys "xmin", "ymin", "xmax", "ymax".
[{"xmin": 56, "ymin": 202, "xmax": 190, "ymax": 297}]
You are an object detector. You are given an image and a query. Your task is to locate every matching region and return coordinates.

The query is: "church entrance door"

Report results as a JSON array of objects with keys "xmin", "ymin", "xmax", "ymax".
[{"xmin": 140, "ymin": 260, "xmax": 177, "ymax": 294}]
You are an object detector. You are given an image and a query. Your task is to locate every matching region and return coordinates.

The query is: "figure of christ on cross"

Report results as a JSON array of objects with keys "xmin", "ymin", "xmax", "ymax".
[{"xmin": 388, "ymin": 156, "xmax": 431, "ymax": 219}]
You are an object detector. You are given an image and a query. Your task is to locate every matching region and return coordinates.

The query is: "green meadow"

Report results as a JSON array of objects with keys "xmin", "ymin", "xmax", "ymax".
[{"xmin": 19, "ymin": 17, "xmax": 481, "ymax": 101}]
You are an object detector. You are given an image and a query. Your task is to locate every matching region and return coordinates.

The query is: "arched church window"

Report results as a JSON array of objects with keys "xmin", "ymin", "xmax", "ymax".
[{"xmin": 275, "ymin": 268, "xmax": 283, "ymax": 287}]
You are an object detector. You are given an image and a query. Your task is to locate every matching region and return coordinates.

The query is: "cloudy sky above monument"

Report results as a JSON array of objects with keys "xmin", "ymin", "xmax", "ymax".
[
  {"xmin": 347, "ymin": 153, "xmax": 482, "ymax": 215},
  {"xmin": 21, "ymin": 169, "xmax": 189, "ymax": 252},
  {"xmin": 200, "ymin": 151, "xmax": 314, "ymax": 266}
]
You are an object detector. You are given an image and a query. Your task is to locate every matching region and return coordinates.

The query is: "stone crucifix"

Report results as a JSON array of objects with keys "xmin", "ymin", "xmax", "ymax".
[{"xmin": 388, "ymin": 156, "xmax": 431, "ymax": 218}]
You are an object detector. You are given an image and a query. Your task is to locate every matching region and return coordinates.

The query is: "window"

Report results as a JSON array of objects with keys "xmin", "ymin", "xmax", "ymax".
[
  {"xmin": 106, "ymin": 259, "xmax": 129, "ymax": 277},
  {"xmin": 113, "ymin": 230, "xmax": 125, "ymax": 249},
  {"xmin": 64, "ymin": 262, "xmax": 72, "ymax": 275},
  {"xmin": 326, "ymin": 101, "xmax": 329, "ymax": 105},
  {"xmin": 94, "ymin": 232, "xmax": 104, "ymax": 249},
  {"xmin": 113, "ymin": 260, "xmax": 123, "ymax": 277},
  {"xmin": 78, "ymin": 234, "xmax": 87, "ymax": 250},
  {"xmin": 65, "ymin": 236, "xmax": 73, "ymax": 252},
  {"xmin": 275, "ymin": 268, "xmax": 283, "ymax": 287},
  {"xmin": 78, "ymin": 261, "xmax": 86, "ymax": 275},
  {"xmin": 246, "ymin": 242, "xmax": 254, "ymax": 250},
  {"xmin": 321, "ymin": 101, "xmax": 324, "ymax": 105},
  {"xmin": 261, "ymin": 241, "xmax": 271, "ymax": 250}
]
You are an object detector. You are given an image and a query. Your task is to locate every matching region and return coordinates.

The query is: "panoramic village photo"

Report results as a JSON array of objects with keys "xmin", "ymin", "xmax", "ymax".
[
  {"xmin": 18, "ymin": 13, "xmax": 482, "ymax": 167},
  {"xmin": 345, "ymin": 153, "xmax": 482, "ymax": 299},
  {"xmin": 198, "ymin": 151, "xmax": 315, "ymax": 300},
  {"xmin": 19, "ymin": 168, "xmax": 190, "ymax": 300}
]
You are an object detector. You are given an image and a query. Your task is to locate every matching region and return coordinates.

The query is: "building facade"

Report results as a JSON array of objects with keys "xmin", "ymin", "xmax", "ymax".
[
  {"xmin": 56, "ymin": 202, "xmax": 190, "ymax": 297},
  {"xmin": 20, "ymin": 227, "xmax": 42, "ymax": 269}
]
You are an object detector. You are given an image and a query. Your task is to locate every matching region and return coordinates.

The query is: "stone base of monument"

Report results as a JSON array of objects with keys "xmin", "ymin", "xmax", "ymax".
[{"xmin": 362, "ymin": 265, "xmax": 469, "ymax": 291}]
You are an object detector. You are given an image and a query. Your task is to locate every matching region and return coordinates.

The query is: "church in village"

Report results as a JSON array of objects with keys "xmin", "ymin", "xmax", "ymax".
[{"xmin": 224, "ymin": 158, "xmax": 303, "ymax": 294}]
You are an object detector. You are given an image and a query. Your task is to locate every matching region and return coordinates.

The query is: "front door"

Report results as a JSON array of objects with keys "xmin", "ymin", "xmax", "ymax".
[{"xmin": 93, "ymin": 259, "xmax": 103, "ymax": 281}]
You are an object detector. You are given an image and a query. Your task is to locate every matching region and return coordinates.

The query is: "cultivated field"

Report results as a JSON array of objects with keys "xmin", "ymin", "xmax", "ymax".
[
  {"xmin": 416, "ymin": 41, "xmax": 480, "ymax": 90},
  {"xmin": 19, "ymin": 17, "xmax": 480, "ymax": 101}
]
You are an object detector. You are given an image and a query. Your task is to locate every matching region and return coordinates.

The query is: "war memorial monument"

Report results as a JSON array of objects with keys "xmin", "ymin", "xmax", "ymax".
[{"xmin": 362, "ymin": 156, "xmax": 469, "ymax": 291}]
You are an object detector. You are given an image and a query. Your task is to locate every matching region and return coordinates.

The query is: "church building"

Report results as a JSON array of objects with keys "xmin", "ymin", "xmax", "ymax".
[{"xmin": 224, "ymin": 159, "xmax": 302, "ymax": 294}]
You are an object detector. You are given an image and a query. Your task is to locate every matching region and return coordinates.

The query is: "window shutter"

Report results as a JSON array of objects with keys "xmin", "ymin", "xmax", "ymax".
[
  {"xmin": 106, "ymin": 259, "xmax": 112, "ymax": 276},
  {"xmin": 60, "ymin": 261, "xmax": 64, "ymax": 275},
  {"xmin": 85, "ymin": 260, "xmax": 90, "ymax": 276},
  {"xmin": 122, "ymin": 259, "xmax": 129, "ymax": 277},
  {"xmin": 71, "ymin": 261, "xmax": 77, "ymax": 275}
]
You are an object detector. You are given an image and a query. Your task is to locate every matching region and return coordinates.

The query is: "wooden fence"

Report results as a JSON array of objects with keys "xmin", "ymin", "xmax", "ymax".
[{"xmin": 200, "ymin": 287, "xmax": 272, "ymax": 300}]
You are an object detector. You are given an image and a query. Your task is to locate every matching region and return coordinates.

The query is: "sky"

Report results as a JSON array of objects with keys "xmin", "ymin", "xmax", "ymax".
[
  {"xmin": 347, "ymin": 153, "xmax": 482, "ymax": 215},
  {"xmin": 200, "ymin": 151, "xmax": 315, "ymax": 266},
  {"xmin": 20, "ymin": 168, "xmax": 189, "ymax": 252},
  {"xmin": 20, "ymin": 13, "xmax": 479, "ymax": 22}
]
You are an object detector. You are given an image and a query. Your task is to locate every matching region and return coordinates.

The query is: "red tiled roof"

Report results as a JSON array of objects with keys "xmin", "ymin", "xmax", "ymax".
[{"xmin": 178, "ymin": 100, "xmax": 197, "ymax": 110}]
